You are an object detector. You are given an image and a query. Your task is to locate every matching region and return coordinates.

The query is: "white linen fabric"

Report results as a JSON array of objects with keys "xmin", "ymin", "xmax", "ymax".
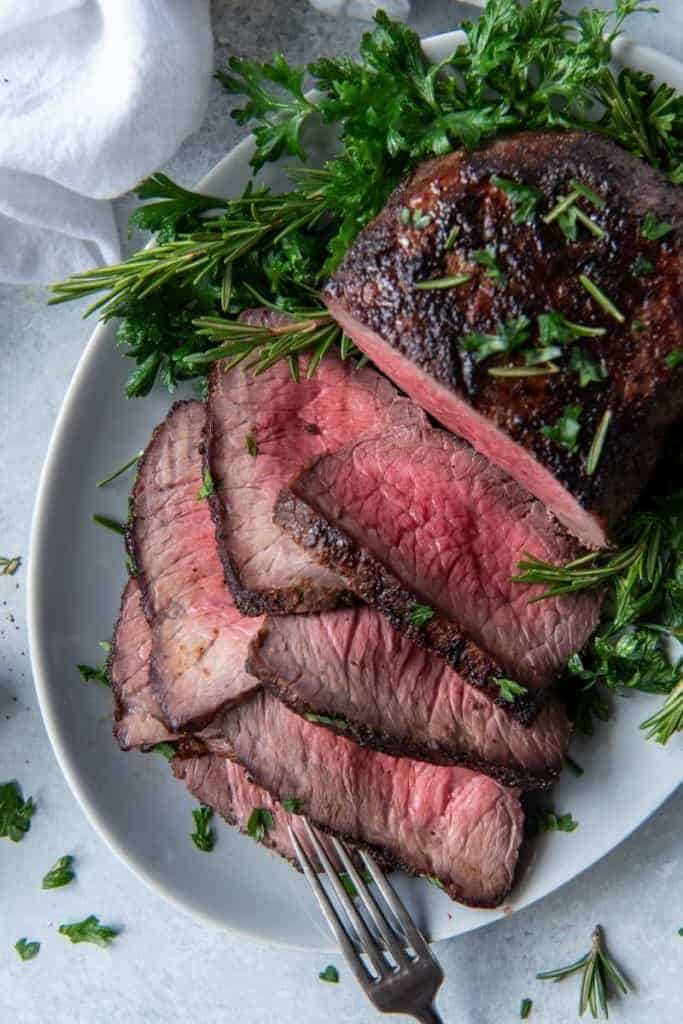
[
  {"xmin": 308, "ymin": 0, "xmax": 410, "ymax": 17},
  {"xmin": 0, "ymin": 0, "xmax": 212, "ymax": 283}
]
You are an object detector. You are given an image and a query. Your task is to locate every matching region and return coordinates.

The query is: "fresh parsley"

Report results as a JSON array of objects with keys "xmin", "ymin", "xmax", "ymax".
[
  {"xmin": 151, "ymin": 742, "xmax": 176, "ymax": 760},
  {"xmin": 423, "ymin": 874, "xmax": 445, "ymax": 890},
  {"xmin": 631, "ymin": 254, "xmax": 655, "ymax": 276},
  {"xmin": 641, "ymin": 212, "xmax": 674, "ymax": 240},
  {"xmin": 473, "ymin": 245, "xmax": 506, "ymax": 285},
  {"xmin": 304, "ymin": 711, "xmax": 348, "ymax": 731},
  {"xmin": 520, "ymin": 998, "xmax": 533, "ymax": 1020},
  {"xmin": 15, "ymin": 939, "xmax": 40, "ymax": 962},
  {"xmin": 537, "ymin": 312, "xmax": 606, "ymax": 345},
  {"xmin": 191, "ymin": 804, "xmax": 215, "ymax": 852},
  {"xmin": 58, "ymin": 915, "xmax": 119, "ymax": 948},
  {"xmin": 665, "ymin": 348, "xmax": 683, "ymax": 369},
  {"xmin": 246, "ymin": 434, "xmax": 259, "ymax": 456},
  {"xmin": 319, "ymin": 964, "xmax": 339, "ymax": 984},
  {"xmin": 0, "ymin": 781, "xmax": 35, "ymax": 843},
  {"xmin": 532, "ymin": 811, "xmax": 579, "ymax": 834},
  {"xmin": 541, "ymin": 405, "xmax": 582, "ymax": 452},
  {"xmin": 281, "ymin": 797, "xmax": 301, "ymax": 813},
  {"xmin": 462, "ymin": 316, "xmax": 531, "ymax": 363},
  {"xmin": 490, "ymin": 176, "xmax": 542, "ymax": 224},
  {"xmin": 407, "ymin": 602, "xmax": 435, "ymax": 627},
  {"xmin": 565, "ymin": 757, "xmax": 585, "ymax": 777},
  {"xmin": 247, "ymin": 807, "xmax": 274, "ymax": 843},
  {"xmin": 77, "ymin": 661, "xmax": 110, "ymax": 688},
  {"xmin": 42, "ymin": 855, "xmax": 76, "ymax": 890},
  {"xmin": 537, "ymin": 925, "xmax": 630, "ymax": 1019},
  {"xmin": 569, "ymin": 348, "xmax": 608, "ymax": 388},
  {"xmin": 196, "ymin": 468, "xmax": 214, "ymax": 500},
  {"xmin": 494, "ymin": 678, "xmax": 528, "ymax": 703}
]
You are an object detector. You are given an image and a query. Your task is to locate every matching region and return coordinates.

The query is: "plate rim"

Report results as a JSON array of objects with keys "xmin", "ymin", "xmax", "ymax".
[{"xmin": 27, "ymin": 28, "xmax": 683, "ymax": 950}]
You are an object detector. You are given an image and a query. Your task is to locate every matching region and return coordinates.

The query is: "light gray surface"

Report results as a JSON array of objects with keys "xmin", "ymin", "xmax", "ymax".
[{"xmin": 1, "ymin": 1, "xmax": 681, "ymax": 1020}]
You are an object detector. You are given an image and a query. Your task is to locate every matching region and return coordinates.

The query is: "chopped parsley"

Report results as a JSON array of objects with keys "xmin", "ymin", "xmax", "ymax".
[
  {"xmin": 246, "ymin": 434, "xmax": 259, "ymax": 456},
  {"xmin": 641, "ymin": 212, "xmax": 674, "ymax": 240},
  {"xmin": 424, "ymin": 874, "xmax": 445, "ymax": 889},
  {"xmin": 579, "ymin": 275, "xmax": 624, "ymax": 323},
  {"xmin": 569, "ymin": 348, "xmax": 608, "ymax": 388},
  {"xmin": 494, "ymin": 678, "xmax": 528, "ymax": 703},
  {"xmin": 665, "ymin": 348, "xmax": 683, "ymax": 369},
  {"xmin": 281, "ymin": 797, "xmax": 301, "ymax": 813},
  {"xmin": 462, "ymin": 316, "xmax": 531, "ymax": 363},
  {"xmin": 537, "ymin": 311, "xmax": 606, "ymax": 344},
  {"xmin": 338, "ymin": 869, "xmax": 373, "ymax": 899},
  {"xmin": 400, "ymin": 206, "xmax": 432, "ymax": 229},
  {"xmin": 151, "ymin": 742, "xmax": 176, "ymax": 760},
  {"xmin": 15, "ymin": 939, "xmax": 40, "ymax": 962},
  {"xmin": 0, "ymin": 781, "xmax": 35, "ymax": 843},
  {"xmin": 304, "ymin": 712, "xmax": 348, "ymax": 731},
  {"xmin": 247, "ymin": 807, "xmax": 274, "ymax": 843},
  {"xmin": 541, "ymin": 405, "xmax": 582, "ymax": 452},
  {"xmin": 92, "ymin": 514, "xmax": 126, "ymax": 536},
  {"xmin": 319, "ymin": 964, "xmax": 340, "ymax": 984},
  {"xmin": 58, "ymin": 915, "xmax": 119, "ymax": 948},
  {"xmin": 532, "ymin": 811, "xmax": 579, "ymax": 833},
  {"xmin": 565, "ymin": 757, "xmax": 584, "ymax": 777},
  {"xmin": 407, "ymin": 602, "xmax": 435, "ymax": 627},
  {"xmin": 631, "ymin": 255, "xmax": 655, "ymax": 276},
  {"xmin": 586, "ymin": 409, "xmax": 612, "ymax": 476},
  {"xmin": 196, "ymin": 468, "xmax": 214, "ymax": 500},
  {"xmin": 473, "ymin": 246, "xmax": 506, "ymax": 285},
  {"xmin": 42, "ymin": 855, "xmax": 75, "ymax": 890},
  {"xmin": 490, "ymin": 176, "xmax": 542, "ymax": 224},
  {"xmin": 191, "ymin": 804, "xmax": 215, "ymax": 852},
  {"xmin": 414, "ymin": 274, "xmax": 471, "ymax": 290},
  {"xmin": 520, "ymin": 997, "xmax": 533, "ymax": 1019},
  {"xmin": 77, "ymin": 661, "xmax": 110, "ymax": 688}
]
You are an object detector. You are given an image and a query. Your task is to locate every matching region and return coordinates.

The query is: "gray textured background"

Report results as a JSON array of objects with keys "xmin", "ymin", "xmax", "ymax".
[{"xmin": 1, "ymin": 2, "xmax": 682, "ymax": 1021}]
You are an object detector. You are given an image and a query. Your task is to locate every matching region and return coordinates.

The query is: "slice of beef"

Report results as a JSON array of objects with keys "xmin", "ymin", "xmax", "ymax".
[
  {"xmin": 281, "ymin": 401, "xmax": 601, "ymax": 688},
  {"xmin": 275, "ymin": 489, "xmax": 540, "ymax": 721},
  {"xmin": 128, "ymin": 401, "xmax": 263, "ymax": 731},
  {"xmin": 247, "ymin": 607, "xmax": 570, "ymax": 789},
  {"xmin": 324, "ymin": 130, "xmax": 683, "ymax": 548},
  {"xmin": 220, "ymin": 691, "xmax": 524, "ymax": 907},
  {"xmin": 206, "ymin": 310, "xmax": 400, "ymax": 614},
  {"xmin": 172, "ymin": 754, "xmax": 302, "ymax": 868},
  {"xmin": 109, "ymin": 577, "xmax": 179, "ymax": 750}
]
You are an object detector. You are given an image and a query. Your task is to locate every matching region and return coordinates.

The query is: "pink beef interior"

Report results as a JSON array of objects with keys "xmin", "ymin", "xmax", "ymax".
[
  {"xmin": 129, "ymin": 401, "xmax": 263, "ymax": 730},
  {"xmin": 291, "ymin": 400, "xmax": 601, "ymax": 687}
]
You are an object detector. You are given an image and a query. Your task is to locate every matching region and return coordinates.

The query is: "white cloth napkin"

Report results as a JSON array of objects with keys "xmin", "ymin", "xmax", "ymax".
[
  {"xmin": 0, "ymin": 0, "xmax": 212, "ymax": 284},
  {"xmin": 308, "ymin": 0, "xmax": 410, "ymax": 18}
]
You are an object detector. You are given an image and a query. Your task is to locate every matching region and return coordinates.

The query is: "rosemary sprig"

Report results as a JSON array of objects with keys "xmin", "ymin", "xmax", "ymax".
[
  {"xmin": 92, "ymin": 514, "xmax": 126, "ymax": 536},
  {"xmin": 640, "ymin": 676, "xmax": 683, "ymax": 743},
  {"xmin": 96, "ymin": 451, "xmax": 143, "ymax": 488},
  {"xmin": 537, "ymin": 925, "xmax": 630, "ymax": 1019}
]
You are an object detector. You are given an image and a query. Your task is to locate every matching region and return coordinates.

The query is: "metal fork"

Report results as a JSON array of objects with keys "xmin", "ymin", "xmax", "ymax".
[{"xmin": 289, "ymin": 820, "xmax": 445, "ymax": 1023}]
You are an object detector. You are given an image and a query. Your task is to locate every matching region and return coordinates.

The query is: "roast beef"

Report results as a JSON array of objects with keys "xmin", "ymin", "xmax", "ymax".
[
  {"xmin": 324, "ymin": 131, "xmax": 683, "ymax": 548},
  {"xmin": 128, "ymin": 401, "xmax": 262, "ymax": 730},
  {"xmin": 247, "ymin": 607, "xmax": 570, "ymax": 788},
  {"xmin": 280, "ymin": 400, "xmax": 601, "ymax": 688},
  {"xmin": 206, "ymin": 309, "xmax": 399, "ymax": 614},
  {"xmin": 220, "ymin": 691, "xmax": 524, "ymax": 907},
  {"xmin": 110, "ymin": 577, "xmax": 178, "ymax": 750},
  {"xmin": 275, "ymin": 489, "xmax": 540, "ymax": 720}
]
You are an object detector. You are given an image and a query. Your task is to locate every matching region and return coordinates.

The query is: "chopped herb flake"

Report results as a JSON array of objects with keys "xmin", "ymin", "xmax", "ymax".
[
  {"xmin": 246, "ymin": 434, "xmax": 259, "ymax": 456},
  {"xmin": 462, "ymin": 316, "xmax": 531, "ymax": 363},
  {"xmin": 196, "ymin": 468, "xmax": 214, "ymax": 500},
  {"xmin": 304, "ymin": 711, "xmax": 348, "ymax": 731},
  {"xmin": 473, "ymin": 246, "xmax": 506, "ymax": 285},
  {"xmin": 641, "ymin": 212, "xmax": 673, "ymax": 240},
  {"xmin": 494, "ymin": 678, "xmax": 528, "ymax": 703},
  {"xmin": 319, "ymin": 964, "xmax": 339, "ymax": 984},
  {"xmin": 445, "ymin": 224, "xmax": 460, "ymax": 250},
  {"xmin": 0, "ymin": 782, "xmax": 35, "ymax": 843},
  {"xmin": 541, "ymin": 405, "xmax": 582, "ymax": 452},
  {"xmin": 579, "ymin": 275, "xmax": 624, "ymax": 323},
  {"xmin": 191, "ymin": 804, "xmax": 215, "ymax": 851},
  {"xmin": 665, "ymin": 348, "xmax": 683, "ymax": 369},
  {"xmin": 407, "ymin": 603, "xmax": 435, "ymax": 627},
  {"xmin": 15, "ymin": 939, "xmax": 40, "ymax": 961},
  {"xmin": 586, "ymin": 409, "xmax": 612, "ymax": 476},
  {"xmin": 491, "ymin": 175, "xmax": 542, "ymax": 224},
  {"xmin": 569, "ymin": 179, "xmax": 606, "ymax": 210},
  {"xmin": 151, "ymin": 742, "xmax": 176, "ymax": 760},
  {"xmin": 538, "ymin": 312, "xmax": 606, "ymax": 344},
  {"xmin": 565, "ymin": 757, "xmax": 584, "ymax": 777},
  {"xmin": 488, "ymin": 365, "xmax": 559, "ymax": 379},
  {"xmin": 58, "ymin": 915, "xmax": 119, "ymax": 948},
  {"xmin": 96, "ymin": 451, "xmax": 143, "ymax": 488},
  {"xmin": 247, "ymin": 807, "xmax": 274, "ymax": 843},
  {"xmin": 520, "ymin": 997, "xmax": 533, "ymax": 1019},
  {"xmin": 92, "ymin": 514, "xmax": 126, "ymax": 536},
  {"xmin": 42, "ymin": 855, "xmax": 75, "ymax": 890},
  {"xmin": 631, "ymin": 255, "xmax": 655, "ymax": 276},
  {"xmin": 569, "ymin": 348, "xmax": 608, "ymax": 388},
  {"xmin": 414, "ymin": 274, "xmax": 471, "ymax": 290},
  {"xmin": 424, "ymin": 874, "xmax": 445, "ymax": 889},
  {"xmin": 77, "ymin": 662, "xmax": 110, "ymax": 688},
  {"xmin": 281, "ymin": 797, "xmax": 301, "ymax": 813},
  {"xmin": 533, "ymin": 811, "xmax": 579, "ymax": 833}
]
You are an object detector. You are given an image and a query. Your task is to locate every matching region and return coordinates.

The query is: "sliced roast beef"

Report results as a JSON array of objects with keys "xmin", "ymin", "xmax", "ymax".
[
  {"xmin": 275, "ymin": 490, "xmax": 541, "ymax": 720},
  {"xmin": 247, "ymin": 607, "xmax": 570, "ymax": 788},
  {"xmin": 220, "ymin": 691, "xmax": 524, "ymax": 907},
  {"xmin": 110, "ymin": 577, "xmax": 178, "ymax": 750},
  {"xmin": 172, "ymin": 754, "xmax": 303, "ymax": 867},
  {"xmin": 206, "ymin": 312, "xmax": 400, "ymax": 614},
  {"xmin": 281, "ymin": 401, "xmax": 601, "ymax": 688},
  {"xmin": 128, "ymin": 401, "xmax": 262, "ymax": 730},
  {"xmin": 324, "ymin": 130, "xmax": 683, "ymax": 548}
]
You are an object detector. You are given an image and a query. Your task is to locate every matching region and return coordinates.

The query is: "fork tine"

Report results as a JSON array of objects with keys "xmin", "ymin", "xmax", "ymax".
[
  {"xmin": 301, "ymin": 821, "xmax": 389, "ymax": 979},
  {"xmin": 330, "ymin": 837, "xmax": 412, "ymax": 968},
  {"xmin": 360, "ymin": 851, "xmax": 435, "ymax": 961},
  {"xmin": 288, "ymin": 825, "xmax": 371, "ymax": 991}
]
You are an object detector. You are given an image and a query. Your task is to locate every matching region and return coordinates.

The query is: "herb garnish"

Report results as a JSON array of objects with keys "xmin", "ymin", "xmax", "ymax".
[
  {"xmin": 338, "ymin": 869, "xmax": 373, "ymax": 899},
  {"xmin": 537, "ymin": 312, "xmax": 606, "ymax": 344},
  {"xmin": 319, "ymin": 965, "xmax": 339, "ymax": 984},
  {"xmin": 640, "ymin": 678, "xmax": 683, "ymax": 743},
  {"xmin": 537, "ymin": 925, "xmax": 630, "ymax": 1019},
  {"xmin": 304, "ymin": 711, "xmax": 348, "ymax": 731},
  {"xmin": 92, "ymin": 513, "xmax": 126, "ymax": 536},
  {"xmin": 196, "ymin": 468, "xmax": 214, "ymax": 500},
  {"xmin": 191, "ymin": 804, "xmax": 215, "ymax": 851},
  {"xmin": 494, "ymin": 678, "xmax": 528, "ymax": 703},
  {"xmin": 58, "ymin": 915, "xmax": 119, "ymax": 948},
  {"xmin": 424, "ymin": 874, "xmax": 445, "ymax": 890},
  {"xmin": 631, "ymin": 255, "xmax": 654, "ymax": 277},
  {"xmin": 579, "ymin": 275, "xmax": 624, "ymax": 323},
  {"xmin": 414, "ymin": 274, "xmax": 471, "ymax": 290},
  {"xmin": 281, "ymin": 797, "xmax": 301, "ymax": 813},
  {"xmin": 0, "ymin": 781, "xmax": 35, "ymax": 842},
  {"xmin": 77, "ymin": 660, "xmax": 110, "ymax": 688},
  {"xmin": 473, "ymin": 246, "xmax": 506, "ymax": 285},
  {"xmin": 641, "ymin": 212, "xmax": 673, "ymax": 240},
  {"xmin": 665, "ymin": 348, "xmax": 683, "ymax": 369},
  {"xmin": 246, "ymin": 434, "xmax": 259, "ymax": 456},
  {"xmin": 42, "ymin": 855, "xmax": 76, "ymax": 890},
  {"xmin": 247, "ymin": 807, "xmax": 274, "ymax": 843},
  {"xmin": 566, "ymin": 757, "xmax": 585, "ymax": 777},
  {"xmin": 96, "ymin": 451, "xmax": 143, "ymax": 488},
  {"xmin": 462, "ymin": 316, "xmax": 531, "ymax": 363},
  {"xmin": 541, "ymin": 405, "xmax": 582, "ymax": 452},
  {"xmin": 569, "ymin": 349, "xmax": 608, "ymax": 388},
  {"xmin": 15, "ymin": 939, "xmax": 40, "ymax": 961},
  {"xmin": 407, "ymin": 602, "xmax": 435, "ymax": 627},
  {"xmin": 532, "ymin": 811, "xmax": 579, "ymax": 833},
  {"xmin": 586, "ymin": 410, "xmax": 612, "ymax": 476},
  {"xmin": 0, "ymin": 555, "xmax": 21, "ymax": 576},
  {"xmin": 520, "ymin": 997, "xmax": 533, "ymax": 1019},
  {"xmin": 490, "ymin": 176, "xmax": 542, "ymax": 224},
  {"xmin": 151, "ymin": 742, "xmax": 176, "ymax": 760}
]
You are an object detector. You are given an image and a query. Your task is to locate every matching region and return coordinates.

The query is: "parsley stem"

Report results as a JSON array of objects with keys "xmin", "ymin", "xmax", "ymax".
[
  {"xmin": 579, "ymin": 275, "xmax": 624, "ymax": 323},
  {"xmin": 96, "ymin": 451, "xmax": 143, "ymax": 488}
]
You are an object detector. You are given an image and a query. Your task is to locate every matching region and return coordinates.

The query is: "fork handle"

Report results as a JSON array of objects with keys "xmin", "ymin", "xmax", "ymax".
[{"xmin": 412, "ymin": 1008, "xmax": 444, "ymax": 1024}]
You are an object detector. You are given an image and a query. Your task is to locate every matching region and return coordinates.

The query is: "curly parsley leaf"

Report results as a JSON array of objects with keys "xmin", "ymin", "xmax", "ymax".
[
  {"xmin": 58, "ymin": 915, "xmax": 119, "ymax": 948},
  {"xmin": 191, "ymin": 804, "xmax": 215, "ymax": 852},
  {"xmin": 491, "ymin": 175, "xmax": 542, "ymax": 223},
  {"xmin": 569, "ymin": 347, "xmax": 608, "ymax": 388},
  {"xmin": 0, "ymin": 782, "xmax": 35, "ymax": 843},
  {"xmin": 541, "ymin": 404, "xmax": 582, "ymax": 452},
  {"xmin": 15, "ymin": 939, "xmax": 40, "ymax": 962},
  {"xmin": 42, "ymin": 855, "xmax": 76, "ymax": 890}
]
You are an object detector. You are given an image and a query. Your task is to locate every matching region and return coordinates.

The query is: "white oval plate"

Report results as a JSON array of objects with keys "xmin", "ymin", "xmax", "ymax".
[{"xmin": 28, "ymin": 31, "xmax": 683, "ymax": 950}]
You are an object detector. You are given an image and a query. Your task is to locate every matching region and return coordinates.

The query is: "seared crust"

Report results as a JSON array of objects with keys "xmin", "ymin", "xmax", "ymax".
[
  {"xmin": 324, "ymin": 130, "xmax": 683, "ymax": 544},
  {"xmin": 273, "ymin": 489, "xmax": 542, "ymax": 724}
]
